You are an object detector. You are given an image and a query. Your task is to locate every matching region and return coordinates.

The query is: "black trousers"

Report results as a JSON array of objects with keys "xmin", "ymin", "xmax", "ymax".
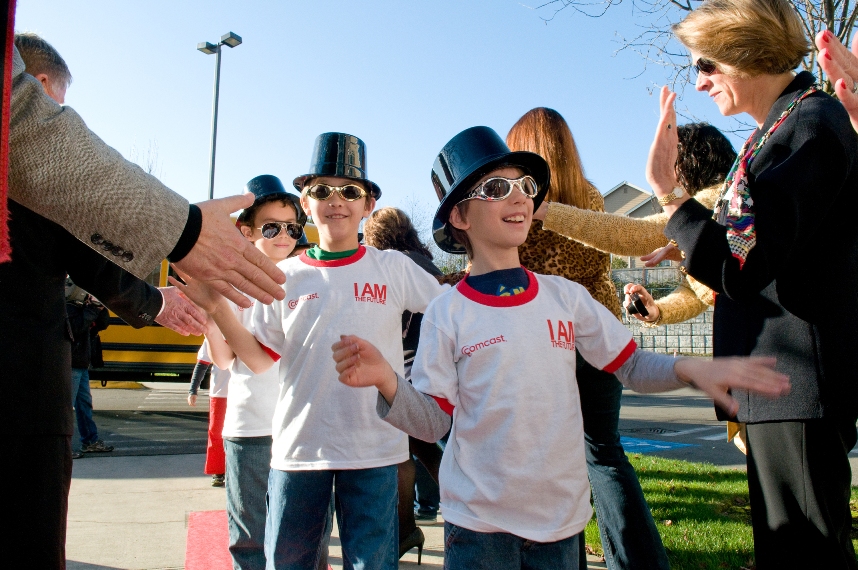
[{"xmin": 746, "ymin": 419, "xmax": 858, "ymax": 570}]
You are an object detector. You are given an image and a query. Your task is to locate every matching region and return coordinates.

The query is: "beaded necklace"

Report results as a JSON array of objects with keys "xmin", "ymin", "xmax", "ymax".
[{"xmin": 713, "ymin": 84, "xmax": 818, "ymax": 268}]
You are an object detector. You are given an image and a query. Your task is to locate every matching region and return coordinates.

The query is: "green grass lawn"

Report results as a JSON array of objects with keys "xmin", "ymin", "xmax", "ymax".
[{"xmin": 583, "ymin": 454, "xmax": 858, "ymax": 570}]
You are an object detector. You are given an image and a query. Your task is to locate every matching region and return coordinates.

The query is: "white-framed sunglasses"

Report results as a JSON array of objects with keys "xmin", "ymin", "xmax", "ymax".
[{"xmin": 459, "ymin": 175, "xmax": 539, "ymax": 203}]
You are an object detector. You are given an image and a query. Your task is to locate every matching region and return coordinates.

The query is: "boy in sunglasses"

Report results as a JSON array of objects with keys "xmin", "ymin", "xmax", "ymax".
[
  {"xmin": 330, "ymin": 126, "xmax": 790, "ymax": 569},
  {"xmin": 175, "ymin": 133, "xmax": 446, "ymax": 570},
  {"xmin": 195, "ymin": 174, "xmax": 312, "ymax": 570}
]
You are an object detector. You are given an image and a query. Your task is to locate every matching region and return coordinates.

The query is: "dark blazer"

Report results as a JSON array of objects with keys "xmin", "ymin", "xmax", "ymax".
[
  {"xmin": 665, "ymin": 72, "xmax": 858, "ymax": 423},
  {"xmin": 0, "ymin": 200, "xmax": 162, "ymax": 436}
]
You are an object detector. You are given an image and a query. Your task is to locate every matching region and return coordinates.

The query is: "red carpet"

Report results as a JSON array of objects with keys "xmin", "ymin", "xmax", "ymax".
[{"xmin": 185, "ymin": 510, "xmax": 232, "ymax": 570}]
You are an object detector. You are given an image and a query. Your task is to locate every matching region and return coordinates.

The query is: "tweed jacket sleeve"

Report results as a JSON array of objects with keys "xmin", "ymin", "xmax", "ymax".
[
  {"xmin": 65, "ymin": 232, "xmax": 163, "ymax": 329},
  {"xmin": 7, "ymin": 48, "xmax": 189, "ymax": 279}
]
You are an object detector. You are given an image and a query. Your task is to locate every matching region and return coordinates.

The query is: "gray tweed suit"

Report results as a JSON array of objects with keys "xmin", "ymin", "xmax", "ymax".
[{"xmin": 7, "ymin": 48, "xmax": 189, "ymax": 278}]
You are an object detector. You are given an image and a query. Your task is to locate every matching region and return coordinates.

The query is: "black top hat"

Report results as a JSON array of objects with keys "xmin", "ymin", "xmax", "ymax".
[
  {"xmin": 237, "ymin": 174, "xmax": 307, "ymax": 227},
  {"xmin": 431, "ymin": 126, "xmax": 550, "ymax": 254},
  {"xmin": 292, "ymin": 132, "xmax": 381, "ymax": 199}
]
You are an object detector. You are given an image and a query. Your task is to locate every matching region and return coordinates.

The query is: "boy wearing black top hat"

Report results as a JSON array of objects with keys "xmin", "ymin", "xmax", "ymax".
[
  {"xmin": 331, "ymin": 126, "xmax": 790, "ymax": 569},
  {"xmin": 175, "ymin": 134, "xmax": 446, "ymax": 570},
  {"xmin": 187, "ymin": 175, "xmax": 314, "ymax": 570}
]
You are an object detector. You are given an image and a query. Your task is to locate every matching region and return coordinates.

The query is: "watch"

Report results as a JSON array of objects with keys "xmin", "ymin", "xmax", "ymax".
[{"xmin": 657, "ymin": 187, "xmax": 685, "ymax": 206}]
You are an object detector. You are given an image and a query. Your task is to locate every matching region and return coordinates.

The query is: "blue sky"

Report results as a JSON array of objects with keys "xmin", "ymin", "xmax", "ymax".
[{"xmin": 18, "ymin": 0, "xmax": 746, "ymax": 218}]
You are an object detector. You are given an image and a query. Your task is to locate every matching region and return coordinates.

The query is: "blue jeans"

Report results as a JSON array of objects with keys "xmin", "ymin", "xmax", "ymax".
[
  {"xmin": 576, "ymin": 354, "xmax": 669, "ymax": 570},
  {"xmin": 71, "ymin": 368, "xmax": 98, "ymax": 447},
  {"xmin": 225, "ymin": 437, "xmax": 273, "ymax": 570},
  {"xmin": 414, "ymin": 455, "xmax": 439, "ymax": 515},
  {"xmin": 444, "ymin": 522, "xmax": 580, "ymax": 570},
  {"xmin": 265, "ymin": 465, "xmax": 397, "ymax": 570}
]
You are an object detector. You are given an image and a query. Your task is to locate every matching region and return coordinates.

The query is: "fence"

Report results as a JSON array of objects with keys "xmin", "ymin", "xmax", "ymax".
[{"xmin": 613, "ymin": 267, "xmax": 714, "ymax": 356}]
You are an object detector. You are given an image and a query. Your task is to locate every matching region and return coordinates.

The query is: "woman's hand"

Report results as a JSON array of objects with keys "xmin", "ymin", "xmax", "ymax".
[
  {"xmin": 623, "ymin": 283, "xmax": 660, "ymax": 323},
  {"xmin": 187, "ymin": 394, "xmax": 197, "ymax": 407},
  {"xmin": 646, "ymin": 86, "xmax": 686, "ymax": 212},
  {"xmin": 332, "ymin": 335, "xmax": 398, "ymax": 403},
  {"xmin": 640, "ymin": 242, "xmax": 683, "ymax": 267},
  {"xmin": 816, "ymin": 30, "xmax": 858, "ymax": 134},
  {"xmin": 533, "ymin": 201, "xmax": 550, "ymax": 221},
  {"xmin": 675, "ymin": 356, "xmax": 790, "ymax": 417}
]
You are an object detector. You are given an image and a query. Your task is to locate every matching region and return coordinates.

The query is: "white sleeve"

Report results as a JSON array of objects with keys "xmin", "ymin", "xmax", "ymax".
[
  {"xmin": 197, "ymin": 339, "xmax": 211, "ymax": 363},
  {"xmin": 251, "ymin": 297, "xmax": 285, "ymax": 361},
  {"xmin": 569, "ymin": 285, "xmax": 636, "ymax": 373},
  {"xmin": 397, "ymin": 254, "xmax": 448, "ymax": 314},
  {"xmin": 410, "ymin": 313, "xmax": 459, "ymax": 413}
]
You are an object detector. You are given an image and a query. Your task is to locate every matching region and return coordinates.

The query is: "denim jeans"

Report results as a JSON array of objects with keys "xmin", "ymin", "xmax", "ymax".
[
  {"xmin": 265, "ymin": 465, "xmax": 397, "ymax": 570},
  {"xmin": 444, "ymin": 522, "xmax": 580, "ymax": 570},
  {"xmin": 576, "ymin": 354, "xmax": 669, "ymax": 570},
  {"xmin": 225, "ymin": 437, "xmax": 273, "ymax": 570},
  {"xmin": 71, "ymin": 368, "xmax": 98, "ymax": 447}
]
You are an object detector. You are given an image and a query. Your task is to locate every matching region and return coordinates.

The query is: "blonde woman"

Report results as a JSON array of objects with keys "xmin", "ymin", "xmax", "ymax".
[{"xmin": 648, "ymin": 1, "xmax": 858, "ymax": 567}]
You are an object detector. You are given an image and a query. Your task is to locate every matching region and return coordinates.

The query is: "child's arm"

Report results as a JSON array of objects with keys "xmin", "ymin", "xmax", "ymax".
[
  {"xmin": 203, "ymin": 320, "xmax": 234, "ymax": 371},
  {"xmin": 332, "ymin": 335, "xmax": 451, "ymax": 443},
  {"xmin": 187, "ymin": 359, "xmax": 211, "ymax": 407},
  {"xmin": 169, "ymin": 274, "xmax": 277, "ymax": 374},
  {"xmin": 613, "ymin": 350, "xmax": 790, "ymax": 417}
]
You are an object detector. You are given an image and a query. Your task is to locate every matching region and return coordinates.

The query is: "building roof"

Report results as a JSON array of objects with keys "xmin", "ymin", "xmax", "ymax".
[{"xmin": 602, "ymin": 181, "xmax": 658, "ymax": 216}]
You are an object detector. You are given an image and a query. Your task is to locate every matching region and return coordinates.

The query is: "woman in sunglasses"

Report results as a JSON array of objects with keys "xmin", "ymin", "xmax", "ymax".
[
  {"xmin": 648, "ymin": 1, "xmax": 858, "ymax": 568},
  {"xmin": 507, "ymin": 107, "xmax": 669, "ymax": 570}
]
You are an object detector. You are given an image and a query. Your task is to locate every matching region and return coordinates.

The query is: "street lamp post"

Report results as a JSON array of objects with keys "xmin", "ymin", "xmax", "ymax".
[{"xmin": 198, "ymin": 32, "xmax": 242, "ymax": 200}]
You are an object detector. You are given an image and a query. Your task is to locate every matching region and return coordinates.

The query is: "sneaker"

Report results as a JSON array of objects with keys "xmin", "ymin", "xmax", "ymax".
[
  {"xmin": 81, "ymin": 440, "xmax": 114, "ymax": 453},
  {"xmin": 211, "ymin": 474, "xmax": 225, "ymax": 487},
  {"xmin": 414, "ymin": 509, "xmax": 437, "ymax": 522},
  {"xmin": 72, "ymin": 450, "xmax": 84, "ymax": 459}
]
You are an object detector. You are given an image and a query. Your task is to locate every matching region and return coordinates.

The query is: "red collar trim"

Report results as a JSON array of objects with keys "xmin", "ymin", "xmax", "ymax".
[
  {"xmin": 299, "ymin": 245, "xmax": 367, "ymax": 267},
  {"xmin": 455, "ymin": 267, "xmax": 538, "ymax": 307}
]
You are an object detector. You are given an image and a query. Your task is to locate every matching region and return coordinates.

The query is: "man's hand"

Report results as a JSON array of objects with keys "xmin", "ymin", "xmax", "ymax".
[
  {"xmin": 173, "ymin": 194, "xmax": 286, "ymax": 308},
  {"xmin": 332, "ymin": 334, "xmax": 398, "ymax": 403},
  {"xmin": 675, "ymin": 356, "xmax": 790, "ymax": 418},
  {"xmin": 816, "ymin": 30, "xmax": 858, "ymax": 134},
  {"xmin": 155, "ymin": 287, "xmax": 207, "ymax": 336}
]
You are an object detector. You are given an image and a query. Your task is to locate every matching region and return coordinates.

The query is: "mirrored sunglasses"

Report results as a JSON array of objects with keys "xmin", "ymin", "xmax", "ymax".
[
  {"xmin": 693, "ymin": 57, "xmax": 717, "ymax": 77},
  {"xmin": 258, "ymin": 222, "xmax": 304, "ymax": 240},
  {"xmin": 304, "ymin": 183, "xmax": 368, "ymax": 202},
  {"xmin": 460, "ymin": 175, "xmax": 539, "ymax": 203}
]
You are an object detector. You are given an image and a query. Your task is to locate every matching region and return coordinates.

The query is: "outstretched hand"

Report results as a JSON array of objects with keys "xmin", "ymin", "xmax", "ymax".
[
  {"xmin": 640, "ymin": 242, "xmax": 683, "ymax": 267},
  {"xmin": 623, "ymin": 283, "xmax": 660, "ymax": 323},
  {"xmin": 676, "ymin": 356, "xmax": 790, "ymax": 417},
  {"xmin": 331, "ymin": 335, "xmax": 398, "ymax": 401},
  {"xmin": 167, "ymin": 265, "xmax": 226, "ymax": 316},
  {"xmin": 172, "ymin": 194, "xmax": 286, "ymax": 308},
  {"xmin": 816, "ymin": 30, "xmax": 858, "ymax": 134},
  {"xmin": 646, "ymin": 86, "xmax": 681, "ymax": 204}
]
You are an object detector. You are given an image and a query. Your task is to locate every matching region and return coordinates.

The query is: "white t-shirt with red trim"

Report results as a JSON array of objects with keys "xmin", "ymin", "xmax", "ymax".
[
  {"xmin": 197, "ymin": 340, "xmax": 229, "ymax": 398},
  {"xmin": 221, "ymin": 300, "xmax": 280, "ymax": 438},
  {"xmin": 411, "ymin": 269, "xmax": 636, "ymax": 543},
  {"xmin": 253, "ymin": 246, "xmax": 445, "ymax": 471}
]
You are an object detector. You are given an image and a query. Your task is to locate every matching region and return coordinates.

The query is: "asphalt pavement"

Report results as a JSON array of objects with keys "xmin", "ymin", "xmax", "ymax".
[{"xmin": 65, "ymin": 382, "xmax": 858, "ymax": 569}]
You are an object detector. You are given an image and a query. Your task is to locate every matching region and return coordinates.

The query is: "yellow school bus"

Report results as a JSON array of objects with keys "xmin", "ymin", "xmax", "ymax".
[{"xmin": 89, "ymin": 223, "xmax": 319, "ymax": 383}]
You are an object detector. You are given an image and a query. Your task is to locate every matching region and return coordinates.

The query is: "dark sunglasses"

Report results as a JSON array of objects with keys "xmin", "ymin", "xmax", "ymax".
[
  {"xmin": 258, "ymin": 222, "xmax": 304, "ymax": 240},
  {"xmin": 304, "ymin": 183, "xmax": 368, "ymax": 202},
  {"xmin": 693, "ymin": 57, "xmax": 717, "ymax": 77},
  {"xmin": 460, "ymin": 175, "xmax": 539, "ymax": 203}
]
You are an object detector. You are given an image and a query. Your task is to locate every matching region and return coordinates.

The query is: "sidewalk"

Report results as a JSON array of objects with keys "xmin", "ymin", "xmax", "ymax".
[{"xmin": 66, "ymin": 453, "xmax": 607, "ymax": 569}]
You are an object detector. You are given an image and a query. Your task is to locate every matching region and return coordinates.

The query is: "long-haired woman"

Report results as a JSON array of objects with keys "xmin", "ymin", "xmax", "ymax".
[{"xmin": 507, "ymin": 107, "xmax": 669, "ymax": 570}]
